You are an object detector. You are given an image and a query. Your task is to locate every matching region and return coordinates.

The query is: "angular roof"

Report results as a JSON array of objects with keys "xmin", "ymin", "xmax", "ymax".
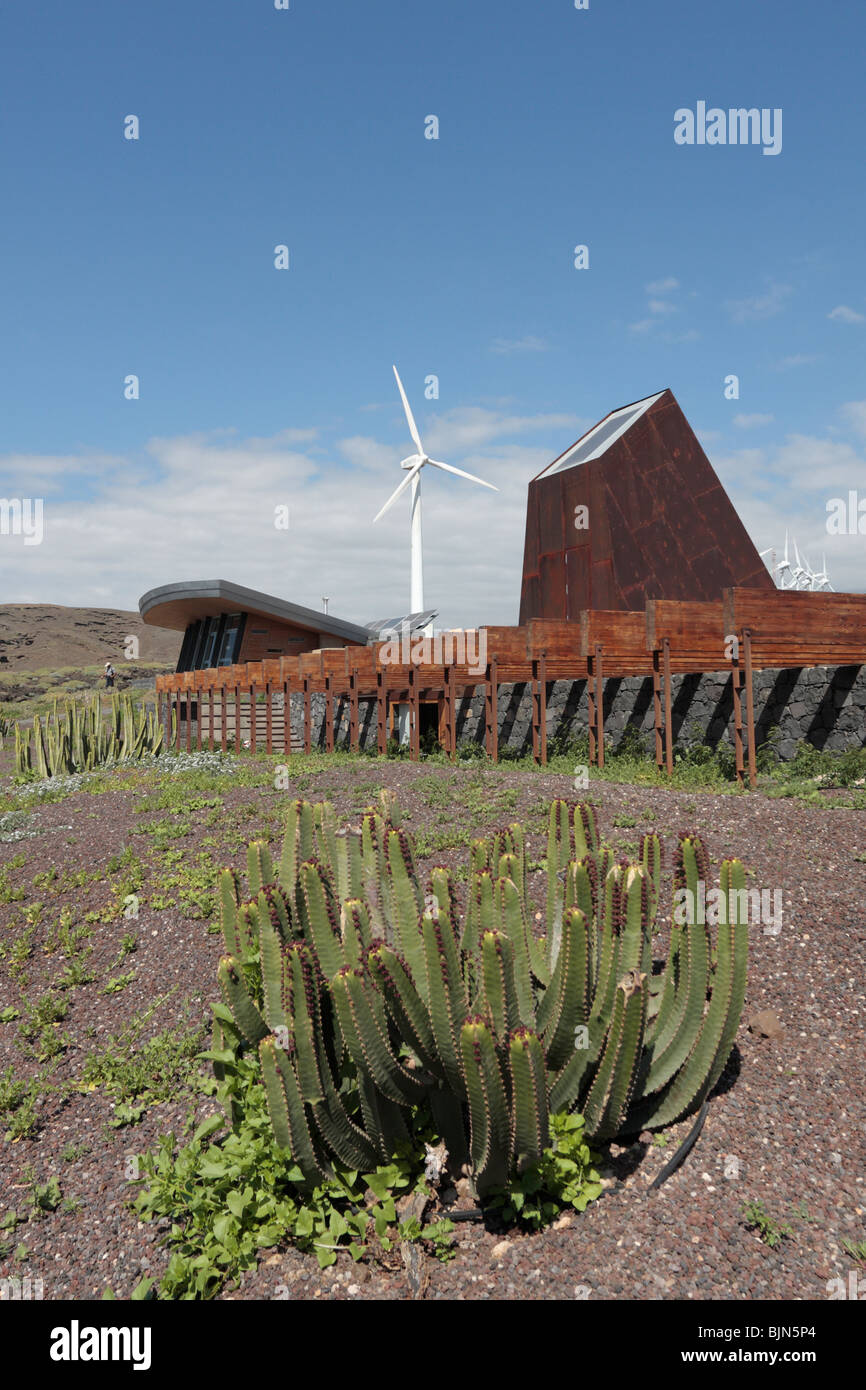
[{"xmin": 139, "ymin": 579, "xmax": 372, "ymax": 645}]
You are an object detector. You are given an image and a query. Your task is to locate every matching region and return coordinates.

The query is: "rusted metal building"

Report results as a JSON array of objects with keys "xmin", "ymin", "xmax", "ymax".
[{"xmin": 519, "ymin": 388, "xmax": 774, "ymax": 623}]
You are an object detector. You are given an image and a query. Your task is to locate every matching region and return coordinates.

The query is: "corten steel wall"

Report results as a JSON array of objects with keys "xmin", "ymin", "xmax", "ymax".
[{"xmin": 519, "ymin": 390, "xmax": 774, "ymax": 623}]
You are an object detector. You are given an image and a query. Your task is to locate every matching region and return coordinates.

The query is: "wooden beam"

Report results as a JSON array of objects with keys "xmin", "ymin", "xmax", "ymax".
[
  {"xmin": 732, "ymin": 657, "xmax": 744, "ymax": 788},
  {"xmin": 265, "ymin": 681, "xmax": 273, "ymax": 754},
  {"xmin": 539, "ymin": 651, "xmax": 547, "ymax": 766},
  {"xmin": 325, "ymin": 676, "xmax": 334, "ymax": 753},
  {"xmin": 587, "ymin": 654, "xmax": 596, "ymax": 766},
  {"xmin": 652, "ymin": 650, "xmax": 662, "ymax": 770},
  {"xmin": 662, "ymin": 638, "xmax": 672, "ymax": 777},
  {"xmin": 303, "ymin": 678, "xmax": 311, "ymax": 755},
  {"xmin": 410, "ymin": 668, "xmax": 420, "ymax": 761},
  {"xmin": 595, "ymin": 642, "xmax": 604, "ymax": 770},
  {"xmin": 220, "ymin": 683, "xmax": 227, "ymax": 753},
  {"xmin": 235, "ymin": 684, "xmax": 242, "ymax": 754},
  {"xmin": 350, "ymin": 668, "xmax": 359, "ymax": 752},
  {"xmin": 743, "ymin": 629, "xmax": 757, "ymax": 790},
  {"xmin": 486, "ymin": 658, "xmax": 499, "ymax": 763},
  {"xmin": 249, "ymin": 683, "xmax": 256, "ymax": 754},
  {"xmin": 208, "ymin": 684, "xmax": 215, "ymax": 752},
  {"xmin": 376, "ymin": 672, "xmax": 388, "ymax": 755},
  {"xmin": 444, "ymin": 664, "xmax": 456, "ymax": 760}
]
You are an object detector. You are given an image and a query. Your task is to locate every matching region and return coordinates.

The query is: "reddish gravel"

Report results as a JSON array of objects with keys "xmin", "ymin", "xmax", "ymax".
[{"xmin": 1, "ymin": 754, "xmax": 864, "ymax": 1301}]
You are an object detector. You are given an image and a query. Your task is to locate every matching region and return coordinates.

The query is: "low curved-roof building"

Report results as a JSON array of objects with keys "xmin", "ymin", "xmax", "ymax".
[{"xmin": 139, "ymin": 579, "xmax": 372, "ymax": 672}]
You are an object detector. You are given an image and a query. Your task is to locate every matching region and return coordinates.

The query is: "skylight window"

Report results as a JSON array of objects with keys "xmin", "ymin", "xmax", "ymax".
[{"xmin": 541, "ymin": 391, "xmax": 664, "ymax": 476}]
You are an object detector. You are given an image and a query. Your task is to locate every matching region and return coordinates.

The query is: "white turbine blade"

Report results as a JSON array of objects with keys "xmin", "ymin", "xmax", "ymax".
[
  {"xmin": 393, "ymin": 366, "xmax": 424, "ymax": 457},
  {"xmin": 372, "ymin": 458, "xmax": 423, "ymax": 523},
  {"xmin": 426, "ymin": 458, "xmax": 499, "ymax": 492},
  {"xmin": 783, "ymin": 530, "xmax": 789, "ymax": 565},
  {"xmin": 759, "ymin": 548, "xmax": 773, "ymax": 559}
]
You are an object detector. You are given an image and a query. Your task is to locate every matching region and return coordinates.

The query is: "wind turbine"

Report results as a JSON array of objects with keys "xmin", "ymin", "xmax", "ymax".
[
  {"xmin": 790, "ymin": 538, "xmax": 810, "ymax": 590},
  {"xmin": 813, "ymin": 554, "xmax": 834, "ymax": 592},
  {"xmin": 373, "ymin": 366, "xmax": 498, "ymax": 615}
]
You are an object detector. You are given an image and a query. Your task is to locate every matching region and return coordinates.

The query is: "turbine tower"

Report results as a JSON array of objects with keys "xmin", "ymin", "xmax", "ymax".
[{"xmin": 373, "ymin": 366, "xmax": 498, "ymax": 614}]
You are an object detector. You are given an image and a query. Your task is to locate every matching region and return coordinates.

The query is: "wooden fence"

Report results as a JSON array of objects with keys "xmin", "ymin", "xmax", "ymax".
[{"xmin": 155, "ymin": 591, "xmax": 866, "ymax": 787}]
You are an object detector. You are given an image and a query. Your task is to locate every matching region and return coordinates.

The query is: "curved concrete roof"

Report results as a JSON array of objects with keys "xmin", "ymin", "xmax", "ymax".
[{"xmin": 139, "ymin": 579, "xmax": 372, "ymax": 645}]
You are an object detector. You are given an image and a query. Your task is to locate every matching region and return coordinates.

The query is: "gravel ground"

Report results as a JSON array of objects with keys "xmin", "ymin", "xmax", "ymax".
[{"xmin": 0, "ymin": 753, "xmax": 864, "ymax": 1301}]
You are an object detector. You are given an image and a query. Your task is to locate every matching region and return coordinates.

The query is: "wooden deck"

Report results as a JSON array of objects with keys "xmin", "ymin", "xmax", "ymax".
[{"xmin": 155, "ymin": 591, "xmax": 866, "ymax": 787}]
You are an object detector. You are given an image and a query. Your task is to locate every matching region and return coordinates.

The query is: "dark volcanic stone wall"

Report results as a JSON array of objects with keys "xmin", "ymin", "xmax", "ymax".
[{"xmin": 287, "ymin": 665, "xmax": 866, "ymax": 759}]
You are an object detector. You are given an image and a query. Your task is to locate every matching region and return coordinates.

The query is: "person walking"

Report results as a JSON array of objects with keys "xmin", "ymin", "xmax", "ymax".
[{"xmin": 104, "ymin": 661, "xmax": 115, "ymax": 689}]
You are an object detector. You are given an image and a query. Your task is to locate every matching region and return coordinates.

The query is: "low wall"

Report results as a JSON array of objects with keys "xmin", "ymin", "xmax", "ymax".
[{"xmin": 289, "ymin": 664, "xmax": 866, "ymax": 759}]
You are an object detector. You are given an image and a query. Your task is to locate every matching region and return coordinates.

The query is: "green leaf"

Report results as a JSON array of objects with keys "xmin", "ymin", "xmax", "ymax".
[{"xmin": 193, "ymin": 1115, "xmax": 225, "ymax": 1144}]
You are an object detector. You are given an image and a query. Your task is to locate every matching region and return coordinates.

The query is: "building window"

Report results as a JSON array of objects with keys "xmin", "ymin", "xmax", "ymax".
[{"xmin": 216, "ymin": 613, "xmax": 245, "ymax": 666}]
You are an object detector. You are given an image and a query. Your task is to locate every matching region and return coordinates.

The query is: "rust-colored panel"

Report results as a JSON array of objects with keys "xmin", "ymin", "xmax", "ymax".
[
  {"xmin": 537, "ymin": 474, "xmax": 565, "ymax": 557},
  {"xmin": 564, "ymin": 546, "xmax": 591, "ymax": 620},
  {"xmin": 538, "ymin": 552, "xmax": 567, "ymax": 619}
]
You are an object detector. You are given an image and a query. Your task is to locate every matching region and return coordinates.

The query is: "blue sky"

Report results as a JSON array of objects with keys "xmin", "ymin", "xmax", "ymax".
[{"xmin": 1, "ymin": 0, "xmax": 864, "ymax": 626}]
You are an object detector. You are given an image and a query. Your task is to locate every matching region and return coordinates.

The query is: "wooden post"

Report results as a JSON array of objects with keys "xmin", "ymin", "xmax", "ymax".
[
  {"xmin": 487, "ymin": 658, "xmax": 499, "ymax": 763},
  {"xmin": 376, "ymin": 672, "xmax": 387, "ymax": 755},
  {"xmin": 325, "ymin": 676, "xmax": 334, "ymax": 753},
  {"xmin": 195, "ymin": 686, "xmax": 202, "ymax": 750},
  {"xmin": 249, "ymin": 683, "xmax": 257, "ymax": 754},
  {"xmin": 283, "ymin": 679, "xmax": 290, "ymax": 755},
  {"xmin": 220, "ymin": 684, "xmax": 227, "ymax": 753},
  {"xmin": 444, "ymin": 665, "xmax": 455, "ymax": 760},
  {"xmin": 652, "ymin": 650, "xmax": 663, "ymax": 770},
  {"xmin": 175, "ymin": 690, "xmax": 182, "ymax": 752},
  {"xmin": 732, "ymin": 655, "xmax": 744, "ymax": 788},
  {"xmin": 303, "ymin": 678, "xmax": 311, "ymax": 755},
  {"xmin": 539, "ymin": 651, "xmax": 548, "ymax": 766},
  {"xmin": 531, "ymin": 660, "xmax": 541, "ymax": 765},
  {"xmin": 265, "ymin": 681, "xmax": 273, "ymax": 754},
  {"xmin": 595, "ymin": 643, "xmax": 604, "ymax": 771},
  {"xmin": 186, "ymin": 687, "xmax": 192, "ymax": 752},
  {"xmin": 409, "ymin": 668, "xmax": 420, "ymax": 761},
  {"xmin": 350, "ymin": 669, "xmax": 359, "ymax": 752},
  {"xmin": 743, "ymin": 629, "xmax": 756, "ymax": 790},
  {"xmin": 662, "ymin": 638, "xmax": 673, "ymax": 776},
  {"xmin": 235, "ymin": 684, "xmax": 242, "ymax": 754},
  {"xmin": 208, "ymin": 684, "xmax": 215, "ymax": 752},
  {"xmin": 587, "ymin": 656, "xmax": 596, "ymax": 766}
]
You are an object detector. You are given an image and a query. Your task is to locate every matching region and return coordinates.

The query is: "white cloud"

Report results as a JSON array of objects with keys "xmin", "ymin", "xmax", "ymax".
[
  {"xmin": 774, "ymin": 353, "xmax": 819, "ymax": 370},
  {"xmin": 840, "ymin": 401, "xmax": 866, "ymax": 437},
  {"xmin": 726, "ymin": 283, "xmax": 792, "ymax": 322},
  {"xmin": 489, "ymin": 335, "xmax": 549, "ymax": 355},
  {"xmin": 733, "ymin": 413, "xmax": 775, "ymax": 428},
  {"xmin": 648, "ymin": 299, "xmax": 676, "ymax": 316},
  {"xmin": 712, "ymin": 434, "xmax": 866, "ymax": 593},
  {"xmin": 646, "ymin": 277, "xmax": 679, "ymax": 294},
  {"xmin": 628, "ymin": 319, "xmax": 653, "ymax": 335},
  {"xmin": 0, "ymin": 411, "xmax": 586, "ymax": 629},
  {"xmin": 827, "ymin": 305, "xmax": 865, "ymax": 324}
]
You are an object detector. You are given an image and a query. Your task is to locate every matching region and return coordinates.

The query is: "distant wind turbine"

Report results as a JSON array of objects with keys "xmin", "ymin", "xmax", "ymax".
[{"xmin": 372, "ymin": 366, "xmax": 498, "ymax": 614}]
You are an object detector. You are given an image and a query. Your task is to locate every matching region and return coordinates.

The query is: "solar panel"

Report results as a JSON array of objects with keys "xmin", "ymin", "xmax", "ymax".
[{"xmin": 365, "ymin": 610, "xmax": 438, "ymax": 637}]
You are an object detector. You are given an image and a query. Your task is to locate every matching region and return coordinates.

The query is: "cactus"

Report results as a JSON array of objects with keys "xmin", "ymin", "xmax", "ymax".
[
  {"xmin": 214, "ymin": 797, "xmax": 749, "ymax": 1200},
  {"xmin": 13, "ymin": 693, "xmax": 165, "ymax": 778}
]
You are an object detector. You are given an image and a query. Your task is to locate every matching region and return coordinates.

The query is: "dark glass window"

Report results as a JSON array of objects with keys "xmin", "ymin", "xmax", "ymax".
[
  {"xmin": 199, "ymin": 617, "xmax": 222, "ymax": 669},
  {"xmin": 216, "ymin": 613, "xmax": 245, "ymax": 666},
  {"xmin": 176, "ymin": 621, "xmax": 201, "ymax": 673}
]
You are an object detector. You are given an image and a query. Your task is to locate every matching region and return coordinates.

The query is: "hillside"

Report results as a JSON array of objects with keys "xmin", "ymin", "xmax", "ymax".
[{"xmin": 0, "ymin": 604, "xmax": 180, "ymax": 673}]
